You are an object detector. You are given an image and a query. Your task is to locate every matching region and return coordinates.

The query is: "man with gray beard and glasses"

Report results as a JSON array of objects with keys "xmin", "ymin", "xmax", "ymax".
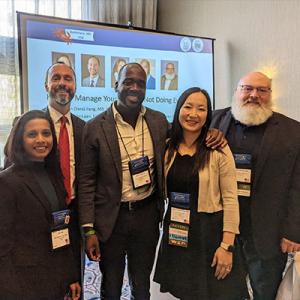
[{"xmin": 211, "ymin": 71, "xmax": 300, "ymax": 300}]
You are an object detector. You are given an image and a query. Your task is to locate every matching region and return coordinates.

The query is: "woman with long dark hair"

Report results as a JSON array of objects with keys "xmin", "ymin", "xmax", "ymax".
[
  {"xmin": 0, "ymin": 110, "xmax": 80, "ymax": 300},
  {"xmin": 154, "ymin": 87, "xmax": 247, "ymax": 299}
]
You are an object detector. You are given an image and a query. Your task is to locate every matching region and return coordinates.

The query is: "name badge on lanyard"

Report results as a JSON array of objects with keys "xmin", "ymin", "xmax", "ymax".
[
  {"xmin": 170, "ymin": 192, "xmax": 190, "ymax": 209},
  {"xmin": 51, "ymin": 209, "xmax": 71, "ymax": 250},
  {"xmin": 128, "ymin": 156, "xmax": 152, "ymax": 189},
  {"xmin": 234, "ymin": 154, "xmax": 252, "ymax": 197},
  {"xmin": 168, "ymin": 192, "xmax": 191, "ymax": 248}
]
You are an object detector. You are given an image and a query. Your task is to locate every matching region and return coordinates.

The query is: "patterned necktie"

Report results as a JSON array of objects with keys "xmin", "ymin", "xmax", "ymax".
[
  {"xmin": 58, "ymin": 116, "xmax": 71, "ymax": 205},
  {"xmin": 90, "ymin": 79, "xmax": 94, "ymax": 87}
]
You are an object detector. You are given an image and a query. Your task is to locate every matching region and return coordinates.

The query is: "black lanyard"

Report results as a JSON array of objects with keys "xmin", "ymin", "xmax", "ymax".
[{"xmin": 115, "ymin": 115, "xmax": 145, "ymax": 161}]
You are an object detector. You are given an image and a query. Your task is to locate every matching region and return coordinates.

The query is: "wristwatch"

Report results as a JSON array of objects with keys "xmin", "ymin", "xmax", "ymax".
[{"xmin": 220, "ymin": 242, "xmax": 235, "ymax": 253}]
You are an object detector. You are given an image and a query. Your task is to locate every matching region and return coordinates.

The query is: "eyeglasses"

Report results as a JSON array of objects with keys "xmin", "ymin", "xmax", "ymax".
[{"xmin": 239, "ymin": 85, "xmax": 272, "ymax": 95}]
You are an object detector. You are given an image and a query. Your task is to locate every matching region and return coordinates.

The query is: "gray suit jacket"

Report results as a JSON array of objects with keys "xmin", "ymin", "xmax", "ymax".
[
  {"xmin": 82, "ymin": 76, "xmax": 104, "ymax": 87},
  {"xmin": 211, "ymin": 108, "xmax": 300, "ymax": 258},
  {"xmin": 78, "ymin": 103, "xmax": 169, "ymax": 242}
]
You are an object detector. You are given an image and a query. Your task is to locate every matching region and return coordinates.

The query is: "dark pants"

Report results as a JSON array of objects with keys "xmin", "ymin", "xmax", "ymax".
[
  {"xmin": 68, "ymin": 201, "xmax": 85, "ymax": 283},
  {"xmin": 239, "ymin": 237, "xmax": 287, "ymax": 300},
  {"xmin": 99, "ymin": 197, "xmax": 160, "ymax": 300}
]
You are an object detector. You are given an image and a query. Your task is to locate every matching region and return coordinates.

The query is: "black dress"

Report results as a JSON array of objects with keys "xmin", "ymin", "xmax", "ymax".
[{"xmin": 154, "ymin": 153, "xmax": 247, "ymax": 300}]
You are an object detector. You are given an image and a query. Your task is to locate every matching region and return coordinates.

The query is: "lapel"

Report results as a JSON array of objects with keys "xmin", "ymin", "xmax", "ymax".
[
  {"xmin": 101, "ymin": 105, "xmax": 122, "ymax": 182},
  {"xmin": 253, "ymin": 114, "xmax": 279, "ymax": 188},
  {"xmin": 164, "ymin": 148, "xmax": 176, "ymax": 179},
  {"xmin": 71, "ymin": 114, "xmax": 81, "ymax": 166},
  {"xmin": 144, "ymin": 109, "xmax": 160, "ymax": 166},
  {"xmin": 144, "ymin": 108, "xmax": 166, "ymax": 197},
  {"xmin": 219, "ymin": 109, "xmax": 279, "ymax": 188},
  {"xmin": 17, "ymin": 168, "xmax": 52, "ymax": 215}
]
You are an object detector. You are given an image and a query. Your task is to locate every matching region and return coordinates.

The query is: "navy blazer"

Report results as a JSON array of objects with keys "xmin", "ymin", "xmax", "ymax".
[
  {"xmin": 146, "ymin": 75, "xmax": 156, "ymax": 89},
  {"xmin": 211, "ymin": 108, "xmax": 300, "ymax": 259},
  {"xmin": 78, "ymin": 103, "xmax": 169, "ymax": 242}
]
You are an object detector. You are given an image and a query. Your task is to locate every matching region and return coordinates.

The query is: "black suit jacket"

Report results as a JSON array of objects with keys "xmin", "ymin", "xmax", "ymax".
[
  {"xmin": 0, "ymin": 165, "xmax": 78, "ymax": 299},
  {"xmin": 44, "ymin": 108, "xmax": 85, "ymax": 196},
  {"xmin": 44, "ymin": 108, "xmax": 85, "ymax": 221},
  {"xmin": 78, "ymin": 103, "xmax": 169, "ymax": 242},
  {"xmin": 70, "ymin": 113, "xmax": 85, "ymax": 192},
  {"xmin": 45, "ymin": 108, "xmax": 85, "ymax": 277},
  {"xmin": 211, "ymin": 108, "xmax": 300, "ymax": 259}
]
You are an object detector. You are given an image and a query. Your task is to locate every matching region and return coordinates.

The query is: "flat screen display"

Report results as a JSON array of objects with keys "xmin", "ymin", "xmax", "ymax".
[{"xmin": 18, "ymin": 12, "xmax": 215, "ymax": 121}]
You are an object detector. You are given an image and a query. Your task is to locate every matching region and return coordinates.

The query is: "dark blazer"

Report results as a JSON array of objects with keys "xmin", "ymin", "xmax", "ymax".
[
  {"xmin": 0, "ymin": 165, "xmax": 78, "ymax": 299},
  {"xmin": 45, "ymin": 108, "xmax": 85, "ymax": 193},
  {"xmin": 146, "ymin": 75, "xmax": 156, "ymax": 90},
  {"xmin": 45, "ymin": 108, "xmax": 85, "ymax": 277},
  {"xmin": 82, "ymin": 76, "xmax": 105, "ymax": 87},
  {"xmin": 68, "ymin": 113, "xmax": 85, "ymax": 200},
  {"xmin": 78, "ymin": 103, "xmax": 169, "ymax": 242},
  {"xmin": 211, "ymin": 108, "xmax": 300, "ymax": 259}
]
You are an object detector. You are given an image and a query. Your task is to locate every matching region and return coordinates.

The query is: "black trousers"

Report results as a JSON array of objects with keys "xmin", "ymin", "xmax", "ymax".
[
  {"xmin": 99, "ymin": 197, "xmax": 160, "ymax": 300},
  {"xmin": 239, "ymin": 237, "xmax": 287, "ymax": 300},
  {"xmin": 68, "ymin": 201, "xmax": 84, "ymax": 282}
]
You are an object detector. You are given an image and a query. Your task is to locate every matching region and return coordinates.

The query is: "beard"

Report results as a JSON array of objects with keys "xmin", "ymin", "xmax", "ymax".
[
  {"xmin": 50, "ymin": 86, "xmax": 74, "ymax": 106},
  {"xmin": 231, "ymin": 95, "xmax": 273, "ymax": 126},
  {"xmin": 165, "ymin": 73, "xmax": 175, "ymax": 80}
]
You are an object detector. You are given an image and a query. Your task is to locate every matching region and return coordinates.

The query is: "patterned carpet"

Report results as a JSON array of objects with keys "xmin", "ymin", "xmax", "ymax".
[
  {"xmin": 83, "ymin": 253, "xmax": 295, "ymax": 300},
  {"xmin": 83, "ymin": 257, "xmax": 131, "ymax": 300}
]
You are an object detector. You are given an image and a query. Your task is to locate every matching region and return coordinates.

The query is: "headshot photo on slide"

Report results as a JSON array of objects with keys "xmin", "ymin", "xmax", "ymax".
[
  {"xmin": 52, "ymin": 52, "xmax": 75, "ymax": 69},
  {"xmin": 136, "ymin": 58, "xmax": 156, "ymax": 90},
  {"xmin": 111, "ymin": 57, "xmax": 129, "ymax": 88},
  {"xmin": 81, "ymin": 54, "xmax": 105, "ymax": 88},
  {"xmin": 160, "ymin": 60, "xmax": 178, "ymax": 90}
]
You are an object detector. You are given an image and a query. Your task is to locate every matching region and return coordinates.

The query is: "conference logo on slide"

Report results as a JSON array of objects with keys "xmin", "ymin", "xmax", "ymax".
[
  {"xmin": 192, "ymin": 38, "xmax": 204, "ymax": 52},
  {"xmin": 53, "ymin": 28, "xmax": 72, "ymax": 44},
  {"xmin": 180, "ymin": 37, "xmax": 192, "ymax": 52}
]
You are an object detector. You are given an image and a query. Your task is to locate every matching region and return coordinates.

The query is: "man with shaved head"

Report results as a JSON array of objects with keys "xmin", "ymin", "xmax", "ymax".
[
  {"xmin": 211, "ymin": 71, "xmax": 300, "ymax": 299},
  {"xmin": 78, "ymin": 63, "xmax": 169, "ymax": 299}
]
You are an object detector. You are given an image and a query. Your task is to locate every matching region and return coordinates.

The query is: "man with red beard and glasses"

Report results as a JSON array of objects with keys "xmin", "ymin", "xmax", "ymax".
[
  {"xmin": 44, "ymin": 62, "xmax": 85, "ymax": 285},
  {"xmin": 211, "ymin": 71, "xmax": 300, "ymax": 300}
]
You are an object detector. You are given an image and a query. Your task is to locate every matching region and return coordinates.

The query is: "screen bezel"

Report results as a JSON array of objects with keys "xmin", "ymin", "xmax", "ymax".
[{"xmin": 17, "ymin": 11, "xmax": 215, "ymax": 115}]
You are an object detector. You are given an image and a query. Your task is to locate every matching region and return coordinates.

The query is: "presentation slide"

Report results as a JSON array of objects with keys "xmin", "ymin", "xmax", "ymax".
[{"xmin": 18, "ymin": 13, "xmax": 214, "ymax": 122}]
